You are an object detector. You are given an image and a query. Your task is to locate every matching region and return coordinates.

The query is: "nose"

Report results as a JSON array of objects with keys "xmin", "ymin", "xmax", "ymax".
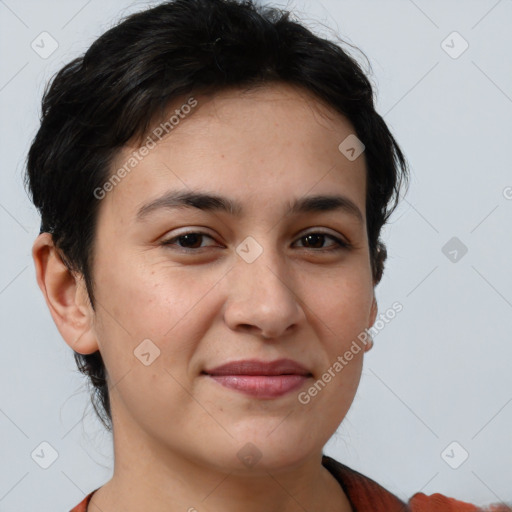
[{"xmin": 223, "ymin": 247, "xmax": 305, "ymax": 340}]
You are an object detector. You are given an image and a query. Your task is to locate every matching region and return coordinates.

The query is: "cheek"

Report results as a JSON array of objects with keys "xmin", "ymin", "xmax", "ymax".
[
  {"xmin": 91, "ymin": 255, "xmax": 214, "ymax": 425},
  {"xmin": 92, "ymin": 251, "xmax": 223, "ymax": 369},
  {"xmin": 310, "ymin": 270, "xmax": 373, "ymax": 340},
  {"xmin": 95, "ymin": 250, "xmax": 185, "ymax": 331}
]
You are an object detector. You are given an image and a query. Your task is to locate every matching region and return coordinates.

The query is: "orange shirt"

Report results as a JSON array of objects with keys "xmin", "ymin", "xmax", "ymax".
[{"xmin": 70, "ymin": 454, "xmax": 511, "ymax": 511}]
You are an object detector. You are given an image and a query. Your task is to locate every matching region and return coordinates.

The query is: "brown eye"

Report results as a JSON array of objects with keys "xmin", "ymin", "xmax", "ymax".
[
  {"xmin": 294, "ymin": 232, "xmax": 350, "ymax": 252},
  {"xmin": 161, "ymin": 232, "xmax": 217, "ymax": 250}
]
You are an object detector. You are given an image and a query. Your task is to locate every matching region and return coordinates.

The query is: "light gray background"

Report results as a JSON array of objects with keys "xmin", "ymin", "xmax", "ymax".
[{"xmin": 1, "ymin": 0, "xmax": 511, "ymax": 510}]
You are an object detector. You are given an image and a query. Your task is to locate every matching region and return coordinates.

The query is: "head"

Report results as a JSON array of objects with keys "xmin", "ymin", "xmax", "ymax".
[{"xmin": 26, "ymin": 0, "xmax": 408, "ymax": 469}]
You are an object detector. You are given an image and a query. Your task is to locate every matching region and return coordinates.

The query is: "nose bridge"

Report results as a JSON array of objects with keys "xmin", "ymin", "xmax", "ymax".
[
  {"xmin": 224, "ymin": 234, "xmax": 303, "ymax": 338},
  {"xmin": 237, "ymin": 235, "xmax": 293, "ymax": 303}
]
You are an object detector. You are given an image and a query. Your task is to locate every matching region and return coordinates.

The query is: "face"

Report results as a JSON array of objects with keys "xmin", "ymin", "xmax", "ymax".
[{"xmin": 84, "ymin": 83, "xmax": 377, "ymax": 472}]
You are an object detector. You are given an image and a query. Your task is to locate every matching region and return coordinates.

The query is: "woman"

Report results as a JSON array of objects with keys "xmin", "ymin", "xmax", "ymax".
[{"xmin": 25, "ymin": 0, "xmax": 511, "ymax": 510}]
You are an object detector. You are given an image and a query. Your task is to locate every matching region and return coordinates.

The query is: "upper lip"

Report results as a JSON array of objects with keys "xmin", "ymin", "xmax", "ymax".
[{"xmin": 203, "ymin": 358, "xmax": 312, "ymax": 376}]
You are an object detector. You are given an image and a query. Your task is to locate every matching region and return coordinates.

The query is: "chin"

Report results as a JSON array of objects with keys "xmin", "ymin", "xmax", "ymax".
[{"xmin": 221, "ymin": 425, "xmax": 321, "ymax": 473}]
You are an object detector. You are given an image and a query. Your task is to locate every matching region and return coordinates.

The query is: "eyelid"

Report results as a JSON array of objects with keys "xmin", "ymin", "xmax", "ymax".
[{"xmin": 297, "ymin": 227, "xmax": 346, "ymax": 240}]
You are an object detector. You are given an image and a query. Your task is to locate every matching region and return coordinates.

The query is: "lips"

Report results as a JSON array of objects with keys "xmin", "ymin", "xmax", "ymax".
[
  {"xmin": 204, "ymin": 358, "xmax": 311, "ymax": 376},
  {"xmin": 203, "ymin": 358, "xmax": 312, "ymax": 398}
]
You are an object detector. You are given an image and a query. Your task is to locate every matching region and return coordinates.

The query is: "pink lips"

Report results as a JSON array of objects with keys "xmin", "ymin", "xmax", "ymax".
[{"xmin": 203, "ymin": 358, "xmax": 312, "ymax": 398}]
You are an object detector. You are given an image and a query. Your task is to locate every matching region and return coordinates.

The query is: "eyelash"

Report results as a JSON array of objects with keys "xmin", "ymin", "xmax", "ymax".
[{"xmin": 160, "ymin": 230, "xmax": 352, "ymax": 253}]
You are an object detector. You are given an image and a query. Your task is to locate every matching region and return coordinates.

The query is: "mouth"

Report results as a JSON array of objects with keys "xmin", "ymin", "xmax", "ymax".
[{"xmin": 202, "ymin": 358, "xmax": 313, "ymax": 399}]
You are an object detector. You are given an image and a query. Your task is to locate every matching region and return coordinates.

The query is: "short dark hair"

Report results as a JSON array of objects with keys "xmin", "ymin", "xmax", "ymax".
[{"xmin": 25, "ymin": 0, "xmax": 409, "ymax": 432}]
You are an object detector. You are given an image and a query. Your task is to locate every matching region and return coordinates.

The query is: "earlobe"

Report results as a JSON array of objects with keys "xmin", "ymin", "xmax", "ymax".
[{"xmin": 32, "ymin": 233, "xmax": 99, "ymax": 355}]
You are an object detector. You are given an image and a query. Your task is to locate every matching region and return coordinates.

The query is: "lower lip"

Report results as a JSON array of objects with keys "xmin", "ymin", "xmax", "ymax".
[{"xmin": 207, "ymin": 374, "xmax": 310, "ymax": 398}]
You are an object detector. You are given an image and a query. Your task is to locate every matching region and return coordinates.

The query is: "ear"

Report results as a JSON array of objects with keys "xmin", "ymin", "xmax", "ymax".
[
  {"xmin": 369, "ymin": 293, "xmax": 377, "ymax": 327},
  {"xmin": 32, "ymin": 233, "xmax": 99, "ymax": 355},
  {"xmin": 363, "ymin": 293, "xmax": 378, "ymax": 352}
]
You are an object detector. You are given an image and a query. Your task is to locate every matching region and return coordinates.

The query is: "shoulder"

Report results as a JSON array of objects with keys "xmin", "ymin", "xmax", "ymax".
[
  {"xmin": 408, "ymin": 492, "xmax": 480, "ymax": 511},
  {"xmin": 409, "ymin": 492, "xmax": 512, "ymax": 511},
  {"xmin": 322, "ymin": 454, "xmax": 512, "ymax": 512}
]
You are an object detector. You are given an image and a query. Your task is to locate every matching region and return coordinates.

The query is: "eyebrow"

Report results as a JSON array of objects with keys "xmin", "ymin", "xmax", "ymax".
[{"xmin": 136, "ymin": 190, "xmax": 364, "ymax": 224}]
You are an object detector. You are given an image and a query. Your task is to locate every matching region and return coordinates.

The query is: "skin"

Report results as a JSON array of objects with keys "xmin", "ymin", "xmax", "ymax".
[{"xmin": 32, "ymin": 82, "xmax": 378, "ymax": 512}]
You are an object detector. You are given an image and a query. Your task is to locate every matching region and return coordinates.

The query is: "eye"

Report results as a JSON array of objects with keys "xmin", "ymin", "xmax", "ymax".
[
  {"xmin": 160, "ymin": 230, "xmax": 351, "ymax": 253},
  {"xmin": 160, "ymin": 231, "xmax": 218, "ymax": 251},
  {"xmin": 293, "ymin": 231, "xmax": 351, "ymax": 252}
]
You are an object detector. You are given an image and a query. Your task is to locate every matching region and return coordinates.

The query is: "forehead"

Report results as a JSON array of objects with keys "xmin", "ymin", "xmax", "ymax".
[{"xmin": 101, "ymin": 83, "xmax": 367, "ymax": 225}]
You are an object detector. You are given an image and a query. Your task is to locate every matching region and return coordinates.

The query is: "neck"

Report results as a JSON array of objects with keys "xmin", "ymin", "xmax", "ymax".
[{"xmin": 88, "ymin": 418, "xmax": 352, "ymax": 512}]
